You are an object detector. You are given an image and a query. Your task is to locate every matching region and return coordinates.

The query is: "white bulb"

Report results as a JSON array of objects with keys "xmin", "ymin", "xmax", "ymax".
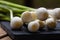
[
  {"xmin": 39, "ymin": 20, "xmax": 45, "ymax": 29},
  {"xmin": 28, "ymin": 20, "xmax": 39, "ymax": 32},
  {"xmin": 10, "ymin": 17, "xmax": 23, "ymax": 29},
  {"xmin": 21, "ymin": 11, "xmax": 32, "ymax": 23},
  {"xmin": 53, "ymin": 8, "xmax": 60, "ymax": 19},
  {"xmin": 35, "ymin": 7, "xmax": 48, "ymax": 20},
  {"xmin": 30, "ymin": 11, "xmax": 37, "ymax": 20},
  {"xmin": 46, "ymin": 18, "xmax": 56, "ymax": 29},
  {"xmin": 34, "ymin": 19, "xmax": 45, "ymax": 29},
  {"xmin": 47, "ymin": 9, "xmax": 55, "ymax": 18},
  {"xmin": 47, "ymin": 9, "xmax": 53, "ymax": 14},
  {"xmin": 47, "ymin": 9, "xmax": 54, "ymax": 16}
]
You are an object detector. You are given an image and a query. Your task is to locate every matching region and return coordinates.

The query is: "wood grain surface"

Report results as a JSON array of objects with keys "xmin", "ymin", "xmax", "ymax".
[
  {"xmin": 0, "ymin": 36, "xmax": 12, "ymax": 40},
  {"xmin": 0, "ymin": 24, "xmax": 12, "ymax": 40}
]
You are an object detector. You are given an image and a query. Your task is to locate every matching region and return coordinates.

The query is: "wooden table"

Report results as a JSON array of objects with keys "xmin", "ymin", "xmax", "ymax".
[{"xmin": 0, "ymin": 24, "xmax": 12, "ymax": 40}]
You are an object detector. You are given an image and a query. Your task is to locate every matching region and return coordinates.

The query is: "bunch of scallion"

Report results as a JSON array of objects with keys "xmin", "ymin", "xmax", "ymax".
[{"xmin": 0, "ymin": 1, "xmax": 34, "ymax": 21}]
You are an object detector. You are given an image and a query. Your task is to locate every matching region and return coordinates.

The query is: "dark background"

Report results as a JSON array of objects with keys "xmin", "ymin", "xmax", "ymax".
[{"xmin": 2, "ymin": 0, "xmax": 60, "ymax": 9}]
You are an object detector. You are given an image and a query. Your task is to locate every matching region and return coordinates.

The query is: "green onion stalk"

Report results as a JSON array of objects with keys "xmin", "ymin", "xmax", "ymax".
[
  {"xmin": 0, "ymin": 6, "xmax": 12, "ymax": 21},
  {"xmin": 0, "ymin": 4, "xmax": 26, "ymax": 14},
  {"xmin": 0, "ymin": 1, "xmax": 35, "ymax": 10},
  {"xmin": 0, "ymin": 1, "xmax": 35, "ymax": 21},
  {"xmin": 0, "ymin": 7, "xmax": 17, "ymax": 21},
  {"xmin": 0, "ymin": 5, "xmax": 32, "ymax": 21}
]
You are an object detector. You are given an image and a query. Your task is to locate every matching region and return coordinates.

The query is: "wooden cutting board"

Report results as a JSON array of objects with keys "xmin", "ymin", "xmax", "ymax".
[
  {"xmin": 0, "ymin": 36, "xmax": 12, "ymax": 40},
  {"xmin": 0, "ymin": 24, "xmax": 12, "ymax": 40},
  {"xmin": 0, "ymin": 24, "xmax": 7, "ymax": 38}
]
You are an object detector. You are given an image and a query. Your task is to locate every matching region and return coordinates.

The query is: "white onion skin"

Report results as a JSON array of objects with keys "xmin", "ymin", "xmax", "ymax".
[
  {"xmin": 47, "ymin": 9, "xmax": 53, "ymax": 15},
  {"xmin": 45, "ymin": 18, "xmax": 56, "ymax": 29},
  {"xmin": 30, "ymin": 12, "xmax": 37, "ymax": 20},
  {"xmin": 21, "ymin": 11, "xmax": 32, "ymax": 23},
  {"xmin": 53, "ymin": 8, "xmax": 60, "ymax": 19},
  {"xmin": 39, "ymin": 21, "xmax": 45, "ymax": 29},
  {"xmin": 35, "ymin": 19, "xmax": 45, "ymax": 29},
  {"xmin": 48, "ymin": 8, "xmax": 60, "ymax": 19},
  {"xmin": 47, "ymin": 9, "xmax": 54, "ymax": 17},
  {"xmin": 35, "ymin": 7, "xmax": 48, "ymax": 21},
  {"xmin": 28, "ymin": 20, "xmax": 39, "ymax": 32},
  {"xmin": 10, "ymin": 17, "xmax": 23, "ymax": 29}
]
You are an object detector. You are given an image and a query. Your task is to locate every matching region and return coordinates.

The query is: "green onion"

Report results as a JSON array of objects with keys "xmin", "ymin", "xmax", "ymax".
[
  {"xmin": 0, "ymin": 1, "xmax": 34, "ymax": 10},
  {"xmin": 0, "ymin": 1, "xmax": 35, "ymax": 21},
  {"xmin": 0, "ymin": 16, "xmax": 10, "ymax": 21},
  {"xmin": 0, "ymin": 13, "xmax": 6, "ymax": 17},
  {"xmin": 0, "ymin": 4, "xmax": 25, "ymax": 13}
]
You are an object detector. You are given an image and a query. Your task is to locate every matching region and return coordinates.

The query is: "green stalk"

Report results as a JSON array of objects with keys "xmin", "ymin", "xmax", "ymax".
[
  {"xmin": 14, "ymin": 13, "xmax": 21, "ymax": 17},
  {"xmin": 0, "ymin": 1, "xmax": 34, "ymax": 10},
  {"xmin": 0, "ymin": 13, "xmax": 6, "ymax": 17},
  {"xmin": 0, "ymin": 16, "xmax": 10, "ymax": 21},
  {"xmin": 0, "ymin": 5, "xmax": 22, "ymax": 21},
  {"xmin": 0, "ymin": 5, "xmax": 26, "ymax": 19},
  {"xmin": 0, "ymin": 4, "xmax": 25, "ymax": 13},
  {"xmin": 0, "ymin": 1, "xmax": 35, "ymax": 21},
  {"xmin": 0, "ymin": 12, "xmax": 21, "ymax": 21}
]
